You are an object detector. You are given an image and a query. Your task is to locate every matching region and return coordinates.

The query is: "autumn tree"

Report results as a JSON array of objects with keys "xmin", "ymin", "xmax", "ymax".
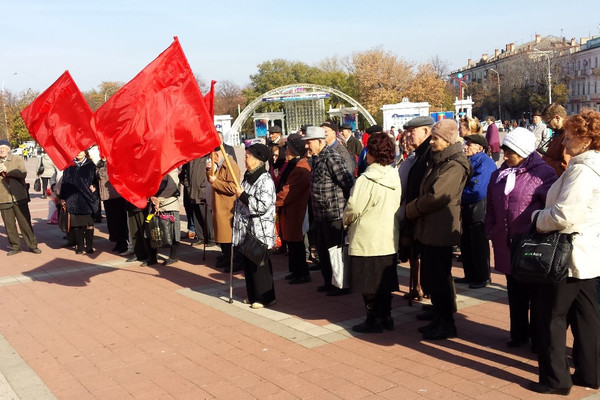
[
  {"xmin": 83, "ymin": 81, "xmax": 124, "ymax": 111},
  {"xmin": 214, "ymin": 80, "xmax": 246, "ymax": 117},
  {"xmin": 404, "ymin": 64, "xmax": 454, "ymax": 111}
]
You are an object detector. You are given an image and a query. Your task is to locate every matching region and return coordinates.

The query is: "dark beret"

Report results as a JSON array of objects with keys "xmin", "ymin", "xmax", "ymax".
[
  {"xmin": 365, "ymin": 125, "xmax": 383, "ymax": 134},
  {"xmin": 0, "ymin": 139, "xmax": 10, "ymax": 147},
  {"xmin": 268, "ymin": 125, "xmax": 282, "ymax": 134},
  {"xmin": 320, "ymin": 121, "xmax": 339, "ymax": 132},
  {"xmin": 286, "ymin": 133, "xmax": 306, "ymax": 157},
  {"xmin": 463, "ymin": 134, "xmax": 488, "ymax": 149},
  {"xmin": 246, "ymin": 143, "xmax": 270, "ymax": 162},
  {"xmin": 403, "ymin": 116, "xmax": 435, "ymax": 129},
  {"xmin": 339, "ymin": 124, "xmax": 353, "ymax": 131}
]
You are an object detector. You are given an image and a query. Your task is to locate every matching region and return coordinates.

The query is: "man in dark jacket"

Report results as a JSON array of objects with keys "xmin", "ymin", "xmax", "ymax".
[
  {"xmin": 180, "ymin": 156, "xmax": 214, "ymax": 245},
  {"xmin": 340, "ymin": 124, "xmax": 363, "ymax": 159},
  {"xmin": 0, "ymin": 140, "xmax": 41, "ymax": 255},
  {"xmin": 303, "ymin": 127, "xmax": 354, "ymax": 296},
  {"xmin": 321, "ymin": 121, "xmax": 356, "ymax": 173}
]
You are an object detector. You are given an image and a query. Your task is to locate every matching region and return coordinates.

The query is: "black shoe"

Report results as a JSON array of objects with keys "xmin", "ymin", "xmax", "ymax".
[
  {"xmin": 140, "ymin": 259, "xmax": 158, "ymax": 267},
  {"xmin": 163, "ymin": 258, "xmax": 179, "ymax": 266},
  {"xmin": 381, "ymin": 316, "xmax": 394, "ymax": 331},
  {"xmin": 309, "ymin": 265, "xmax": 321, "ymax": 271},
  {"xmin": 453, "ymin": 277, "xmax": 470, "ymax": 284},
  {"xmin": 284, "ymin": 273, "xmax": 296, "ymax": 280},
  {"xmin": 527, "ymin": 382, "xmax": 571, "ymax": 395},
  {"xmin": 469, "ymin": 281, "xmax": 488, "ymax": 289},
  {"xmin": 327, "ymin": 288, "xmax": 351, "ymax": 296},
  {"xmin": 31, "ymin": 248, "xmax": 42, "ymax": 254},
  {"xmin": 216, "ymin": 258, "xmax": 229, "ymax": 268},
  {"xmin": 571, "ymin": 375, "xmax": 600, "ymax": 389},
  {"xmin": 416, "ymin": 310, "xmax": 436, "ymax": 321},
  {"xmin": 7, "ymin": 250, "xmax": 22, "ymax": 256},
  {"xmin": 317, "ymin": 284, "xmax": 332, "ymax": 292},
  {"xmin": 352, "ymin": 318, "xmax": 383, "ymax": 333},
  {"xmin": 126, "ymin": 256, "xmax": 139, "ymax": 262},
  {"xmin": 422, "ymin": 319, "xmax": 457, "ymax": 340},
  {"xmin": 289, "ymin": 275, "xmax": 311, "ymax": 285},
  {"xmin": 421, "ymin": 304, "xmax": 433, "ymax": 311},
  {"xmin": 506, "ymin": 338, "xmax": 529, "ymax": 348},
  {"xmin": 418, "ymin": 317, "xmax": 440, "ymax": 333}
]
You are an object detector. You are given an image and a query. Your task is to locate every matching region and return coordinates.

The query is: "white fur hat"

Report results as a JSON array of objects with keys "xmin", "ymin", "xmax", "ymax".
[{"xmin": 502, "ymin": 127, "xmax": 537, "ymax": 158}]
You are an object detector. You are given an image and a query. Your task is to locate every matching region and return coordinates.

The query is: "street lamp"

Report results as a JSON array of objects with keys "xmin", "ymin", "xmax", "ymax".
[
  {"xmin": 456, "ymin": 72, "xmax": 467, "ymax": 101},
  {"xmin": 2, "ymin": 73, "xmax": 18, "ymax": 139},
  {"xmin": 534, "ymin": 48, "xmax": 552, "ymax": 104},
  {"xmin": 489, "ymin": 68, "xmax": 501, "ymax": 120}
]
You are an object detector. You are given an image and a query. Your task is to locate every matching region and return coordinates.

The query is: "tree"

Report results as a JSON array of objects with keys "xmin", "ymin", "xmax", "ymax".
[
  {"xmin": 83, "ymin": 81, "xmax": 124, "ymax": 111},
  {"xmin": 214, "ymin": 80, "xmax": 246, "ymax": 117},
  {"xmin": 429, "ymin": 55, "xmax": 450, "ymax": 79},
  {"xmin": 404, "ymin": 64, "xmax": 454, "ymax": 111},
  {"xmin": 5, "ymin": 89, "xmax": 40, "ymax": 145}
]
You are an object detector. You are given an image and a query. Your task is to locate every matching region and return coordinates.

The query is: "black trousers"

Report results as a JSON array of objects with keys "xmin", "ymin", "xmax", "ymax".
[
  {"xmin": 242, "ymin": 254, "xmax": 275, "ymax": 305},
  {"xmin": 420, "ymin": 244, "xmax": 454, "ymax": 320},
  {"xmin": 288, "ymin": 240, "xmax": 309, "ymax": 277},
  {"xmin": 104, "ymin": 197, "xmax": 128, "ymax": 243},
  {"xmin": 506, "ymin": 274, "xmax": 538, "ymax": 343},
  {"xmin": 190, "ymin": 201, "xmax": 213, "ymax": 242},
  {"xmin": 460, "ymin": 222, "xmax": 490, "ymax": 283},
  {"xmin": 314, "ymin": 219, "xmax": 344, "ymax": 288},
  {"xmin": 0, "ymin": 202, "xmax": 37, "ymax": 251},
  {"xmin": 41, "ymin": 177, "xmax": 51, "ymax": 195},
  {"xmin": 128, "ymin": 208, "xmax": 148, "ymax": 261},
  {"xmin": 536, "ymin": 278, "xmax": 600, "ymax": 389}
]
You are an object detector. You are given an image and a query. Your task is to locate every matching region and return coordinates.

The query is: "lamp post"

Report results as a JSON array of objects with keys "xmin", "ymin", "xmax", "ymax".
[
  {"xmin": 489, "ymin": 68, "xmax": 501, "ymax": 120},
  {"xmin": 534, "ymin": 49, "xmax": 552, "ymax": 104},
  {"xmin": 1, "ymin": 73, "xmax": 17, "ymax": 139},
  {"xmin": 456, "ymin": 72, "xmax": 467, "ymax": 101}
]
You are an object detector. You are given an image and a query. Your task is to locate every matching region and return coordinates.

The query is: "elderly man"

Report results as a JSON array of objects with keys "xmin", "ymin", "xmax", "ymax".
[
  {"xmin": 0, "ymin": 139, "xmax": 41, "ymax": 255},
  {"xmin": 542, "ymin": 103, "xmax": 569, "ymax": 177},
  {"xmin": 530, "ymin": 110, "xmax": 550, "ymax": 151},
  {"xmin": 321, "ymin": 121, "xmax": 356, "ymax": 173},
  {"xmin": 303, "ymin": 127, "xmax": 354, "ymax": 295},
  {"xmin": 340, "ymin": 124, "xmax": 363, "ymax": 158}
]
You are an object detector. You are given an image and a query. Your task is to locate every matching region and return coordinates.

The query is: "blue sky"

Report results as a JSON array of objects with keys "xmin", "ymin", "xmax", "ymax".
[{"xmin": 2, "ymin": 0, "xmax": 600, "ymax": 94}]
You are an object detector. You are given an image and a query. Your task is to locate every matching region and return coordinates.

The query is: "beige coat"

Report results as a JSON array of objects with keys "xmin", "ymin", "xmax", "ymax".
[
  {"xmin": 0, "ymin": 155, "xmax": 29, "ymax": 206},
  {"xmin": 211, "ymin": 156, "xmax": 240, "ymax": 243}
]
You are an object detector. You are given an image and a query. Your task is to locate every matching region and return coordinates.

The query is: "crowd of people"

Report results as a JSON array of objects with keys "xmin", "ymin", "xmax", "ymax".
[{"xmin": 1, "ymin": 102, "xmax": 599, "ymax": 394}]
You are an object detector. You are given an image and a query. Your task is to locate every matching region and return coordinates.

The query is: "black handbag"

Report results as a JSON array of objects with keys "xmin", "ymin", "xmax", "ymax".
[
  {"xmin": 34, "ymin": 178, "xmax": 41, "ymax": 192},
  {"xmin": 145, "ymin": 211, "xmax": 175, "ymax": 249},
  {"xmin": 511, "ymin": 214, "xmax": 574, "ymax": 285},
  {"xmin": 239, "ymin": 216, "xmax": 268, "ymax": 266},
  {"xmin": 37, "ymin": 163, "xmax": 44, "ymax": 176}
]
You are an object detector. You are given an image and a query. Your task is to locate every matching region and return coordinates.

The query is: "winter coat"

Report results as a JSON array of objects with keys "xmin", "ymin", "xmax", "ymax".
[
  {"xmin": 60, "ymin": 159, "xmax": 99, "ymax": 215},
  {"xmin": 485, "ymin": 152, "xmax": 557, "ymax": 274},
  {"xmin": 310, "ymin": 145, "xmax": 355, "ymax": 222},
  {"xmin": 486, "ymin": 123, "xmax": 501, "ymax": 154},
  {"xmin": 345, "ymin": 135, "xmax": 363, "ymax": 159},
  {"xmin": 542, "ymin": 129, "xmax": 571, "ymax": 177},
  {"xmin": 276, "ymin": 157, "xmax": 311, "ymax": 242},
  {"xmin": 233, "ymin": 165, "xmax": 276, "ymax": 248},
  {"xmin": 405, "ymin": 142, "xmax": 470, "ymax": 247},
  {"xmin": 344, "ymin": 163, "xmax": 402, "ymax": 256},
  {"xmin": 330, "ymin": 139, "xmax": 356, "ymax": 174},
  {"xmin": 461, "ymin": 151, "xmax": 497, "ymax": 225},
  {"xmin": 0, "ymin": 154, "xmax": 29, "ymax": 207},
  {"xmin": 534, "ymin": 150, "xmax": 600, "ymax": 279},
  {"xmin": 154, "ymin": 170, "xmax": 180, "ymax": 213},
  {"xmin": 180, "ymin": 156, "xmax": 209, "ymax": 204},
  {"xmin": 211, "ymin": 155, "xmax": 240, "ymax": 243},
  {"xmin": 38, "ymin": 153, "xmax": 57, "ymax": 179},
  {"xmin": 96, "ymin": 160, "xmax": 121, "ymax": 201}
]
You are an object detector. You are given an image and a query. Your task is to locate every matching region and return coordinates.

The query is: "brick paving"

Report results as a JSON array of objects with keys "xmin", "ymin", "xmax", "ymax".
[{"xmin": 0, "ymin": 157, "xmax": 599, "ymax": 399}]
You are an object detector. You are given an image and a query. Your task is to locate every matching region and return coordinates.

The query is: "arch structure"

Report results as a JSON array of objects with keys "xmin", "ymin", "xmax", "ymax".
[{"xmin": 229, "ymin": 83, "xmax": 376, "ymax": 145}]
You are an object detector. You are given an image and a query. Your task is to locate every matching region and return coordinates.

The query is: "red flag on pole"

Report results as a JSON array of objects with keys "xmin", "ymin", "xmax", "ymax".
[
  {"xmin": 93, "ymin": 37, "xmax": 220, "ymax": 208},
  {"xmin": 20, "ymin": 71, "xmax": 95, "ymax": 170},
  {"xmin": 204, "ymin": 80, "xmax": 216, "ymax": 118}
]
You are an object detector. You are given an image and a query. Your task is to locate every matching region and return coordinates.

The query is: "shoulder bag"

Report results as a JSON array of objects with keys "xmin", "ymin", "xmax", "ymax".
[
  {"xmin": 511, "ymin": 214, "xmax": 574, "ymax": 285},
  {"xmin": 239, "ymin": 215, "xmax": 269, "ymax": 266}
]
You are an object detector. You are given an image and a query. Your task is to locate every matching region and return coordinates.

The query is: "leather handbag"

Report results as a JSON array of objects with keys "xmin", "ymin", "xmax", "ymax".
[
  {"xmin": 239, "ymin": 217, "xmax": 268, "ymax": 266},
  {"xmin": 511, "ymin": 215, "xmax": 574, "ymax": 285}
]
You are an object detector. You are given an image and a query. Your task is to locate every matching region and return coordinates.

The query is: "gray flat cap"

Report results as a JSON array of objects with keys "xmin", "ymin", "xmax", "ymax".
[{"xmin": 403, "ymin": 116, "xmax": 435, "ymax": 129}]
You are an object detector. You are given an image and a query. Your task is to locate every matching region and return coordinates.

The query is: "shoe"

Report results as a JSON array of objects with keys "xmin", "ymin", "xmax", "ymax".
[
  {"xmin": 422, "ymin": 319, "xmax": 457, "ymax": 340},
  {"xmin": 506, "ymin": 338, "xmax": 529, "ymax": 348},
  {"xmin": 453, "ymin": 277, "xmax": 470, "ymax": 284},
  {"xmin": 381, "ymin": 316, "xmax": 394, "ymax": 331},
  {"xmin": 418, "ymin": 318, "xmax": 440, "ymax": 333},
  {"xmin": 317, "ymin": 284, "xmax": 332, "ymax": 292},
  {"xmin": 326, "ymin": 288, "xmax": 351, "ymax": 296},
  {"xmin": 120, "ymin": 248, "xmax": 134, "ymax": 256},
  {"xmin": 140, "ymin": 259, "xmax": 158, "ymax": 267},
  {"xmin": 352, "ymin": 318, "xmax": 383, "ymax": 333},
  {"xmin": 416, "ymin": 310, "xmax": 436, "ymax": 321},
  {"xmin": 309, "ymin": 265, "xmax": 321, "ymax": 271},
  {"xmin": 163, "ymin": 258, "xmax": 179, "ymax": 266},
  {"xmin": 187, "ymin": 231, "xmax": 197, "ymax": 239},
  {"xmin": 284, "ymin": 273, "xmax": 296, "ymax": 280},
  {"xmin": 31, "ymin": 248, "xmax": 42, "ymax": 254},
  {"xmin": 468, "ymin": 281, "xmax": 488, "ymax": 289},
  {"xmin": 250, "ymin": 302, "xmax": 264, "ymax": 309},
  {"xmin": 571, "ymin": 375, "xmax": 600, "ymax": 389},
  {"xmin": 403, "ymin": 289, "xmax": 424, "ymax": 301},
  {"xmin": 421, "ymin": 304, "xmax": 433, "ymax": 311},
  {"xmin": 289, "ymin": 275, "xmax": 311, "ymax": 285},
  {"xmin": 126, "ymin": 256, "xmax": 139, "ymax": 262},
  {"xmin": 527, "ymin": 382, "xmax": 570, "ymax": 395},
  {"xmin": 7, "ymin": 250, "xmax": 22, "ymax": 256}
]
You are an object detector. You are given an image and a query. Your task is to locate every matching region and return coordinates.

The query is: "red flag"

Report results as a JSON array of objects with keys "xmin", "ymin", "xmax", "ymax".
[
  {"xmin": 204, "ymin": 80, "xmax": 216, "ymax": 118},
  {"xmin": 20, "ymin": 71, "xmax": 95, "ymax": 170},
  {"xmin": 93, "ymin": 37, "xmax": 220, "ymax": 208}
]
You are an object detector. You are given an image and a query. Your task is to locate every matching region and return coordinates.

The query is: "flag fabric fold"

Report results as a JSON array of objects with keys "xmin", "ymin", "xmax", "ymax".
[
  {"xmin": 20, "ymin": 71, "xmax": 95, "ymax": 170},
  {"xmin": 93, "ymin": 37, "xmax": 220, "ymax": 208}
]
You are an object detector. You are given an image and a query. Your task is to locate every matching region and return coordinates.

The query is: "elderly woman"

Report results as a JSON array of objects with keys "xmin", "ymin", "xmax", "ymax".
[
  {"xmin": 528, "ymin": 109, "xmax": 600, "ymax": 395},
  {"xmin": 344, "ymin": 133, "xmax": 402, "ymax": 333},
  {"xmin": 486, "ymin": 128, "xmax": 557, "ymax": 350},
  {"xmin": 406, "ymin": 119, "xmax": 470, "ymax": 340},
  {"xmin": 233, "ymin": 144, "xmax": 277, "ymax": 309},
  {"xmin": 459, "ymin": 116, "xmax": 483, "ymax": 138},
  {"xmin": 59, "ymin": 150, "xmax": 99, "ymax": 254},
  {"xmin": 455, "ymin": 134, "xmax": 497, "ymax": 288}
]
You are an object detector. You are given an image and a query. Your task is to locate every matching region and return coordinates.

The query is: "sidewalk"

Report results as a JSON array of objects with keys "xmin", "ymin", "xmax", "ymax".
[{"xmin": 0, "ymin": 157, "xmax": 598, "ymax": 399}]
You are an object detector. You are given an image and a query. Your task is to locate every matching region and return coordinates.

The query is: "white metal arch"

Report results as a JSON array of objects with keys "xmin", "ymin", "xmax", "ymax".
[{"xmin": 229, "ymin": 83, "xmax": 376, "ymax": 144}]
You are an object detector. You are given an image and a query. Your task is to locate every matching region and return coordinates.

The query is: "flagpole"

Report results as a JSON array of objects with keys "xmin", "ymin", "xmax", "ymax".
[{"xmin": 219, "ymin": 143, "xmax": 241, "ymax": 190}]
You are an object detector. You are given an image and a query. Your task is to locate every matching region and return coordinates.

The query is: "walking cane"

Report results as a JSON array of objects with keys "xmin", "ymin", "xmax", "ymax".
[
  {"xmin": 228, "ymin": 210, "xmax": 236, "ymax": 304},
  {"xmin": 202, "ymin": 200, "xmax": 208, "ymax": 261}
]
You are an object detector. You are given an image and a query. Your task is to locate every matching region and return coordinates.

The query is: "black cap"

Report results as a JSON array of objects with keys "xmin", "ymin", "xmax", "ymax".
[
  {"xmin": 246, "ymin": 143, "xmax": 270, "ymax": 162},
  {"xmin": 340, "ymin": 124, "xmax": 352, "ymax": 131},
  {"xmin": 463, "ymin": 134, "xmax": 488, "ymax": 149},
  {"xmin": 365, "ymin": 125, "xmax": 383, "ymax": 134},
  {"xmin": 268, "ymin": 125, "xmax": 282, "ymax": 134},
  {"xmin": 286, "ymin": 134, "xmax": 306, "ymax": 157},
  {"xmin": 403, "ymin": 116, "xmax": 435, "ymax": 129},
  {"xmin": 320, "ymin": 120, "xmax": 339, "ymax": 132}
]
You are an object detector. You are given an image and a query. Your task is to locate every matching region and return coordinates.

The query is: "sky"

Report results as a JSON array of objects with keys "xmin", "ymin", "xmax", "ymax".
[{"xmin": 2, "ymin": 0, "xmax": 600, "ymax": 95}]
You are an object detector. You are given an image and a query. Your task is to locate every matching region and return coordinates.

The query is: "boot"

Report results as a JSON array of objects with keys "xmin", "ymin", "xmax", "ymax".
[
  {"xmin": 418, "ymin": 315, "xmax": 440, "ymax": 333},
  {"xmin": 84, "ymin": 228, "xmax": 94, "ymax": 254},
  {"xmin": 115, "ymin": 240, "xmax": 128, "ymax": 254},
  {"xmin": 352, "ymin": 299, "xmax": 382, "ymax": 333},
  {"xmin": 141, "ymin": 248, "xmax": 158, "ymax": 267},
  {"xmin": 422, "ymin": 318, "xmax": 457, "ymax": 340},
  {"xmin": 73, "ymin": 228, "xmax": 84, "ymax": 254},
  {"xmin": 164, "ymin": 243, "xmax": 179, "ymax": 266},
  {"xmin": 378, "ymin": 293, "xmax": 394, "ymax": 331}
]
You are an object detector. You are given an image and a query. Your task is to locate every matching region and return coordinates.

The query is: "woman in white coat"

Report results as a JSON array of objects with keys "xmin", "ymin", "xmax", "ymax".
[{"xmin": 529, "ymin": 109, "xmax": 600, "ymax": 395}]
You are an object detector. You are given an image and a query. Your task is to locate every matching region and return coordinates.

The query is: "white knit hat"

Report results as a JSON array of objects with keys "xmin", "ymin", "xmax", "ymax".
[{"xmin": 502, "ymin": 127, "xmax": 537, "ymax": 158}]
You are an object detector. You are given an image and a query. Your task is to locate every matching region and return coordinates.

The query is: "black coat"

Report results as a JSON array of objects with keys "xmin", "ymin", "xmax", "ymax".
[{"xmin": 60, "ymin": 159, "xmax": 99, "ymax": 215}]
